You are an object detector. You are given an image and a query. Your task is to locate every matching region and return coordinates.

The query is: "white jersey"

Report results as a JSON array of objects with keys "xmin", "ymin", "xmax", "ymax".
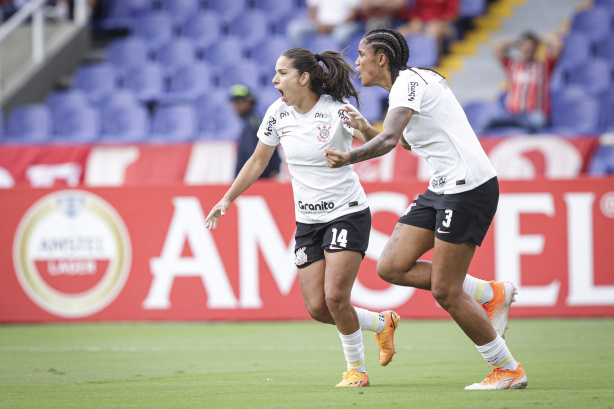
[
  {"xmin": 388, "ymin": 68, "xmax": 497, "ymax": 194},
  {"xmin": 258, "ymin": 95, "xmax": 368, "ymax": 224}
]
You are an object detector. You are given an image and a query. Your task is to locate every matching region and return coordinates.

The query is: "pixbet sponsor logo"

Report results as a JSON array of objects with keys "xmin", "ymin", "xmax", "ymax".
[{"xmin": 13, "ymin": 190, "xmax": 131, "ymax": 318}]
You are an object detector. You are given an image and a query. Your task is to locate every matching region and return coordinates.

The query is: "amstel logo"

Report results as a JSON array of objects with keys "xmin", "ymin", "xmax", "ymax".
[{"xmin": 13, "ymin": 190, "xmax": 131, "ymax": 318}]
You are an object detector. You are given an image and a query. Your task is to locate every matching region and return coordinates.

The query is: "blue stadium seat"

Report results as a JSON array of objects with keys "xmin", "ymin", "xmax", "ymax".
[
  {"xmin": 571, "ymin": 6, "xmax": 613, "ymax": 42},
  {"xmin": 463, "ymin": 100, "xmax": 506, "ymax": 135},
  {"xmin": 596, "ymin": 37, "xmax": 614, "ymax": 61},
  {"xmin": 356, "ymin": 86, "xmax": 387, "ymax": 123},
  {"xmin": 73, "ymin": 62, "xmax": 117, "ymax": 103},
  {"xmin": 203, "ymin": 0, "xmax": 247, "ymax": 24},
  {"xmin": 196, "ymin": 90, "xmax": 241, "ymax": 140},
  {"xmin": 550, "ymin": 86, "xmax": 600, "ymax": 134},
  {"xmin": 101, "ymin": 0, "xmax": 153, "ymax": 30},
  {"xmin": 460, "ymin": 0, "xmax": 486, "ymax": 17},
  {"xmin": 406, "ymin": 34, "xmax": 438, "ymax": 67},
  {"xmin": 587, "ymin": 145, "xmax": 614, "ymax": 175},
  {"xmin": 159, "ymin": 0, "xmax": 199, "ymax": 26},
  {"xmin": 253, "ymin": 0, "xmax": 296, "ymax": 34},
  {"xmin": 301, "ymin": 34, "xmax": 340, "ymax": 53},
  {"xmin": 179, "ymin": 11, "xmax": 222, "ymax": 55},
  {"xmin": 250, "ymin": 35, "xmax": 290, "ymax": 69},
  {"xmin": 217, "ymin": 59, "xmax": 263, "ymax": 91},
  {"xmin": 343, "ymin": 32, "xmax": 363, "ymax": 66},
  {"xmin": 99, "ymin": 91, "xmax": 150, "ymax": 143},
  {"xmin": 153, "ymin": 38, "xmax": 196, "ymax": 74},
  {"xmin": 568, "ymin": 58, "xmax": 612, "ymax": 96},
  {"xmin": 202, "ymin": 35, "xmax": 245, "ymax": 67},
  {"xmin": 227, "ymin": 10, "xmax": 269, "ymax": 48},
  {"xmin": 162, "ymin": 62, "xmax": 213, "ymax": 103},
  {"xmin": 557, "ymin": 32, "xmax": 591, "ymax": 70},
  {"xmin": 131, "ymin": 11, "xmax": 174, "ymax": 50},
  {"xmin": 599, "ymin": 88, "xmax": 614, "ymax": 131},
  {"xmin": 121, "ymin": 62, "xmax": 164, "ymax": 102},
  {"xmin": 595, "ymin": 0, "xmax": 614, "ymax": 11},
  {"xmin": 53, "ymin": 104, "xmax": 101, "ymax": 144},
  {"xmin": 106, "ymin": 37, "xmax": 149, "ymax": 74},
  {"xmin": 255, "ymin": 86, "xmax": 281, "ymax": 118},
  {"xmin": 5, "ymin": 104, "xmax": 52, "ymax": 143},
  {"xmin": 46, "ymin": 89, "xmax": 89, "ymax": 115},
  {"xmin": 151, "ymin": 103, "xmax": 199, "ymax": 142}
]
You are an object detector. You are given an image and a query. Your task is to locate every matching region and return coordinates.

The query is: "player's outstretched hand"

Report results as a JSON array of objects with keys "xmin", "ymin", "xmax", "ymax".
[
  {"xmin": 340, "ymin": 104, "xmax": 369, "ymax": 132},
  {"xmin": 205, "ymin": 198, "xmax": 231, "ymax": 230},
  {"xmin": 324, "ymin": 148, "xmax": 350, "ymax": 168}
]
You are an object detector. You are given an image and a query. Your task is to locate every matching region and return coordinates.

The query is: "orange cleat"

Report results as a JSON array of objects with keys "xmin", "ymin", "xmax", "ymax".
[
  {"xmin": 335, "ymin": 370, "xmax": 370, "ymax": 387},
  {"xmin": 373, "ymin": 310, "xmax": 400, "ymax": 366},
  {"xmin": 465, "ymin": 363, "xmax": 528, "ymax": 390},
  {"xmin": 483, "ymin": 281, "xmax": 517, "ymax": 338}
]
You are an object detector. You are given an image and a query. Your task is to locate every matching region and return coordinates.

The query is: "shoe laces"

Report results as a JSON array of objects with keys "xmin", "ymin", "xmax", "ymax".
[
  {"xmin": 483, "ymin": 367, "xmax": 508, "ymax": 383},
  {"xmin": 342, "ymin": 370, "xmax": 365, "ymax": 381}
]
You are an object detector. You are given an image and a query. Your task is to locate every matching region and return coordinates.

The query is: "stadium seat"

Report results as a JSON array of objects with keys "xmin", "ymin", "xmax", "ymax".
[
  {"xmin": 179, "ymin": 11, "xmax": 222, "ymax": 55},
  {"xmin": 406, "ymin": 34, "xmax": 439, "ymax": 67},
  {"xmin": 343, "ymin": 32, "xmax": 363, "ymax": 66},
  {"xmin": 52, "ymin": 104, "xmax": 101, "ymax": 144},
  {"xmin": 162, "ymin": 62, "xmax": 213, "ymax": 103},
  {"xmin": 463, "ymin": 100, "xmax": 506, "ymax": 135},
  {"xmin": 120, "ymin": 62, "xmax": 164, "ymax": 103},
  {"xmin": 568, "ymin": 58, "xmax": 612, "ymax": 96},
  {"xmin": 356, "ymin": 85, "xmax": 387, "ymax": 123},
  {"xmin": 557, "ymin": 32, "xmax": 591, "ymax": 70},
  {"xmin": 571, "ymin": 7, "xmax": 613, "ymax": 42},
  {"xmin": 153, "ymin": 38, "xmax": 197, "ymax": 74},
  {"xmin": 73, "ymin": 62, "xmax": 117, "ymax": 103},
  {"xmin": 301, "ymin": 34, "xmax": 340, "ymax": 54},
  {"xmin": 460, "ymin": 0, "xmax": 486, "ymax": 18},
  {"xmin": 550, "ymin": 86, "xmax": 600, "ymax": 134},
  {"xmin": 131, "ymin": 12, "xmax": 174, "ymax": 50},
  {"xmin": 158, "ymin": 0, "xmax": 199, "ymax": 26},
  {"xmin": 101, "ymin": 0, "xmax": 153, "ymax": 30},
  {"xmin": 227, "ymin": 10, "xmax": 269, "ymax": 48},
  {"xmin": 5, "ymin": 104, "xmax": 52, "ymax": 143},
  {"xmin": 201, "ymin": 35, "xmax": 245, "ymax": 67},
  {"xmin": 599, "ymin": 88, "xmax": 614, "ymax": 131},
  {"xmin": 151, "ymin": 103, "xmax": 199, "ymax": 142},
  {"xmin": 587, "ymin": 145, "xmax": 614, "ymax": 175},
  {"xmin": 99, "ymin": 92, "xmax": 150, "ymax": 143},
  {"xmin": 249, "ymin": 35, "xmax": 290, "ymax": 69},
  {"xmin": 216, "ymin": 59, "xmax": 263, "ymax": 91},
  {"xmin": 596, "ymin": 37, "xmax": 614, "ymax": 62},
  {"xmin": 203, "ymin": 0, "xmax": 247, "ymax": 24},
  {"xmin": 106, "ymin": 37, "xmax": 149, "ymax": 74},
  {"xmin": 255, "ymin": 86, "xmax": 281, "ymax": 118},
  {"xmin": 253, "ymin": 0, "xmax": 296, "ymax": 34},
  {"xmin": 46, "ymin": 89, "xmax": 89, "ymax": 115},
  {"xmin": 196, "ymin": 91, "xmax": 241, "ymax": 140},
  {"xmin": 595, "ymin": 0, "xmax": 614, "ymax": 11}
]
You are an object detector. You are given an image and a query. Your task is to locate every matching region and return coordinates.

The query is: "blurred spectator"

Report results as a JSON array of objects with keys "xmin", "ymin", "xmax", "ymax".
[
  {"xmin": 397, "ymin": 0, "xmax": 459, "ymax": 58},
  {"xmin": 360, "ymin": 0, "xmax": 408, "ymax": 32},
  {"xmin": 229, "ymin": 84, "xmax": 281, "ymax": 179},
  {"xmin": 286, "ymin": 0, "xmax": 362, "ymax": 48},
  {"xmin": 483, "ymin": 31, "xmax": 562, "ymax": 134}
]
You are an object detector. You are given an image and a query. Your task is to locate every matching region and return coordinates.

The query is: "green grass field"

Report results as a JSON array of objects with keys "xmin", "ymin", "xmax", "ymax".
[{"xmin": 1, "ymin": 319, "xmax": 613, "ymax": 409}]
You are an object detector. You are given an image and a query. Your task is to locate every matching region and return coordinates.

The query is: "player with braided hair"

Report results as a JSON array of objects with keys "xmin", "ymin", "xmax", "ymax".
[
  {"xmin": 325, "ymin": 29, "xmax": 528, "ymax": 390},
  {"xmin": 206, "ymin": 48, "xmax": 401, "ymax": 388}
]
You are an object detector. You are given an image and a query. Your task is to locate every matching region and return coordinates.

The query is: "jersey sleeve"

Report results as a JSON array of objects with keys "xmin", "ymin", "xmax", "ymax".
[
  {"xmin": 257, "ymin": 104, "xmax": 280, "ymax": 146},
  {"xmin": 336, "ymin": 104, "xmax": 355, "ymax": 138},
  {"xmin": 387, "ymin": 73, "xmax": 426, "ymax": 114}
]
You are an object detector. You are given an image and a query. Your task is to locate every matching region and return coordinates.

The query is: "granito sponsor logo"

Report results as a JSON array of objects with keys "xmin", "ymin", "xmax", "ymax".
[
  {"xmin": 431, "ymin": 176, "xmax": 447, "ymax": 188},
  {"xmin": 264, "ymin": 116, "xmax": 277, "ymax": 136},
  {"xmin": 408, "ymin": 81, "xmax": 419, "ymax": 101},
  {"xmin": 298, "ymin": 200, "xmax": 335, "ymax": 213},
  {"xmin": 315, "ymin": 112, "xmax": 331, "ymax": 119}
]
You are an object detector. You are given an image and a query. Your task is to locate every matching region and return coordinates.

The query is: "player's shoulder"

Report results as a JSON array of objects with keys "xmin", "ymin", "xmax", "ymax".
[{"xmin": 266, "ymin": 98, "xmax": 287, "ymax": 117}]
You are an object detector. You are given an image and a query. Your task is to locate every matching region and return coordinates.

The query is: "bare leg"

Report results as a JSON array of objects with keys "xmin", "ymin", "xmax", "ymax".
[
  {"xmin": 323, "ymin": 250, "xmax": 363, "ymax": 335},
  {"xmin": 298, "ymin": 259, "xmax": 335, "ymax": 324}
]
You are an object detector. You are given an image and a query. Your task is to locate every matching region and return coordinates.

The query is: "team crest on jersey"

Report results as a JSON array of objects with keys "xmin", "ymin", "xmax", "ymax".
[
  {"xmin": 317, "ymin": 124, "xmax": 332, "ymax": 142},
  {"xmin": 295, "ymin": 247, "xmax": 308, "ymax": 266}
]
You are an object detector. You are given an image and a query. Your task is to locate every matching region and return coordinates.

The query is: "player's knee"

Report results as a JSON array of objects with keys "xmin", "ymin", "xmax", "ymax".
[
  {"xmin": 431, "ymin": 284, "xmax": 456, "ymax": 311},
  {"xmin": 324, "ymin": 289, "xmax": 349, "ymax": 314},
  {"xmin": 376, "ymin": 258, "xmax": 396, "ymax": 283},
  {"xmin": 305, "ymin": 304, "xmax": 331, "ymax": 324}
]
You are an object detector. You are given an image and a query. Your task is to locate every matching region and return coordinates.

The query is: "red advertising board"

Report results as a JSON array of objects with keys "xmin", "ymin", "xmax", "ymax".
[{"xmin": 1, "ymin": 178, "xmax": 613, "ymax": 322}]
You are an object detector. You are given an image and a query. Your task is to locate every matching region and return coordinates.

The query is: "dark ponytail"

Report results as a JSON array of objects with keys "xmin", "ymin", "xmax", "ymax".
[{"xmin": 281, "ymin": 48, "xmax": 360, "ymax": 109}]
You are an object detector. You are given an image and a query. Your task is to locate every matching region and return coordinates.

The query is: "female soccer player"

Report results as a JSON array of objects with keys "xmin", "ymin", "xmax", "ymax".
[
  {"xmin": 205, "ymin": 48, "xmax": 399, "ymax": 387},
  {"xmin": 325, "ymin": 29, "xmax": 527, "ymax": 390}
]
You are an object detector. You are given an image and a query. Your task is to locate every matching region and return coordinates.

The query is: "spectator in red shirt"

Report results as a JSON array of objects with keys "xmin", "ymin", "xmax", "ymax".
[
  {"xmin": 484, "ymin": 31, "xmax": 562, "ymax": 134},
  {"xmin": 396, "ymin": 0, "xmax": 459, "ymax": 58},
  {"xmin": 359, "ymin": 0, "xmax": 409, "ymax": 32}
]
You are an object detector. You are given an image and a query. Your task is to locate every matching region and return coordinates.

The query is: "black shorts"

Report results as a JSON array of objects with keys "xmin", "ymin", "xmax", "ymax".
[
  {"xmin": 398, "ymin": 177, "xmax": 499, "ymax": 246},
  {"xmin": 294, "ymin": 208, "xmax": 371, "ymax": 269}
]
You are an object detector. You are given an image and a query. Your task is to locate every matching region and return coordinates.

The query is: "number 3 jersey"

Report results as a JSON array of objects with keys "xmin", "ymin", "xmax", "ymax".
[{"xmin": 258, "ymin": 94, "xmax": 368, "ymax": 224}]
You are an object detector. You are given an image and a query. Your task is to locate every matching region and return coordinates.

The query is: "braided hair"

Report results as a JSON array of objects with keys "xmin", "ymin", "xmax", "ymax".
[
  {"xmin": 362, "ymin": 28, "xmax": 443, "ymax": 83},
  {"xmin": 281, "ymin": 48, "xmax": 360, "ymax": 109}
]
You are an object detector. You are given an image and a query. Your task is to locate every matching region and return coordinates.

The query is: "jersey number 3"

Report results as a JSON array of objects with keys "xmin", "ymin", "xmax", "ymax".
[
  {"xmin": 442, "ymin": 209, "xmax": 453, "ymax": 228},
  {"xmin": 331, "ymin": 228, "xmax": 348, "ymax": 247}
]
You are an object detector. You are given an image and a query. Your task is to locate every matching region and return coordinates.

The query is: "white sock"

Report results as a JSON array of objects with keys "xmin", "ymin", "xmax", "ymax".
[
  {"xmin": 476, "ymin": 335, "xmax": 518, "ymax": 371},
  {"xmin": 354, "ymin": 307, "xmax": 386, "ymax": 333},
  {"xmin": 338, "ymin": 329, "xmax": 367, "ymax": 373},
  {"xmin": 463, "ymin": 275, "xmax": 494, "ymax": 304}
]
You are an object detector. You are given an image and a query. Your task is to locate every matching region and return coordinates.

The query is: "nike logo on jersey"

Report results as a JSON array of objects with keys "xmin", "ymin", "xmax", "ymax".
[
  {"xmin": 282, "ymin": 130, "xmax": 291, "ymax": 134},
  {"xmin": 437, "ymin": 228, "xmax": 451, "ymax": 234}
]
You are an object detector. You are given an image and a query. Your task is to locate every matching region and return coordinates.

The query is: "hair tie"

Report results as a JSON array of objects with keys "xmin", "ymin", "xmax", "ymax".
[{"xmin": 315, "ymin": 53, "xmax": 321, "ymax": 62}]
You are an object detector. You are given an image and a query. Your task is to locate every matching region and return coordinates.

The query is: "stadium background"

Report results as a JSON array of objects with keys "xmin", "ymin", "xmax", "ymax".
[{"xmin": 0, "ymin": 0, "xmax": 613, "ymax": 323}]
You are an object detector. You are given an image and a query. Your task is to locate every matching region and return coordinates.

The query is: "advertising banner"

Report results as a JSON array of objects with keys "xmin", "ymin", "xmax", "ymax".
[{"xmin": 1, "ymin": 178, "xmax": 613, "ymax": 322}]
